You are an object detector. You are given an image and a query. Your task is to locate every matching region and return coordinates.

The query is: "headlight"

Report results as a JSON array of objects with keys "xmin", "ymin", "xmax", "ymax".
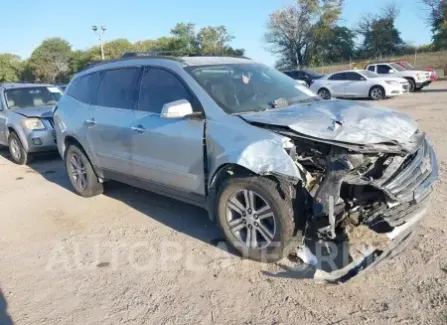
[
  {"xmin": 22, "ymin": 118, "xmax": 45, "ymax": 130},
  {"xmin": 385, "ymin": 81, "xmax": 399, "ymax": 85}
]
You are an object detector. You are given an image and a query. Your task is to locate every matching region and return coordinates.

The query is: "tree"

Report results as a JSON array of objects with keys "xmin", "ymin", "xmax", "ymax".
[
  {"xmin": 313, "ymin": 26, "xmax": 356, "ymax": 64},
  {"xmin": 69, "ymin": 50, "xmax": 94, "ymax": 74},
  {"xmin": 357, "ymin": 4, "xmax": 405, "ymax": 58},
  {"xmin": 0, "ymin": 54, "xmax": 22, "ymax": 82},
  {"xmin": 170, "ymin": 23, "xmax": 199, "ymax": 53},
  {"xmin": 27, "ymin": 38, "xmax": 72, "ymax": 83},
  {"xmin": 90, "ymin": 38, "xmax": 134, "ymax": 60},
  {"xmin": 422, "ymin": 0, "xmax": 447, "ymax": 49},
  {"xmin": 265, "ymin": 0, "xmax": 344, "ymax": 69}
]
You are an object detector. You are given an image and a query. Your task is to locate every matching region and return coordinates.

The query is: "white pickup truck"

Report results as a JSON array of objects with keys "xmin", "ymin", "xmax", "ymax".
[{"xmin": 365, "ymin": 62, "xmax": 431, "ymax": 92}]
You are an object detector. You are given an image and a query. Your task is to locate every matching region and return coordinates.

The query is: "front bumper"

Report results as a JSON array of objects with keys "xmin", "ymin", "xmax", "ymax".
[
  {"xmin": 305, "ymin": 138, "xmax": 438, "ymax": 283},
  {"xmin": 25, "ymin": 119, "xmax": 57, "ymax": 153},
  {"xmin": 385, "ymin": 84, "xmax": 408, "ymax": 97}
]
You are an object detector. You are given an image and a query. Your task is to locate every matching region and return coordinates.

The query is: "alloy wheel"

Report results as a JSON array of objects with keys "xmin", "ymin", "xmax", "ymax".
[
  {"xmin": 371, "ymin": 88, "xmax": 383, "ymax": 100},
  {"xmin": 10, "ymin": 139, "xmax": 21, "ymax": 161},
  {"xmin": 69, "ymin": 153, "xmax": 88, "ymax": 191},
  {"xmin": 225, "ymin": 189, "xmax": 276, "ymax": 249}
]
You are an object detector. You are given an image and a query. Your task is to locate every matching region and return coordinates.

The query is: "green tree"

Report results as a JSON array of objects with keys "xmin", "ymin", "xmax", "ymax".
[
  {"xmin": 312, "ymin": 26, "xmax": 356, "ymax": 64},
  {"xmin": 90, "ymin": 38, "xmax": 134, "ymax": 60},
  {"xmin": 170, "ymin": 23, "xmax": 199, "ymax": 53},
  {"xmin": 265, "ymin": 0, "xmax": 344, "ymax": 69},
  {"xmin": 422, "ymin": 0, "xmax": 447, "ymax": 49},
  {"xmin": 69, "ymin": 50, "xmax": 94, "ymax": 74},
  {"xmin": 27, "ymin": 38, "xmax": 72, "ymax": 83},
  {"xmin": 0, "ymin": 53, "xmax": 22, "ymax": 82},
  {"xmin": 357, "ymin": 4, "xmax": 405, "ymax": 58}
]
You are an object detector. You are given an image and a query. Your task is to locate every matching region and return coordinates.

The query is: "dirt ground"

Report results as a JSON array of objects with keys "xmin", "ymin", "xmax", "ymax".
[{"xmin": 1, "ymin": 83, "xmax": 447, "ymax": 325}]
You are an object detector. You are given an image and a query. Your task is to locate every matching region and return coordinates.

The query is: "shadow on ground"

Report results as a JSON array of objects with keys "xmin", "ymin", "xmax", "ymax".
[
  {"xmin": 419, "ymin": 88, "xmax": 447, "ymax": 93},
  {"xmin": 0, "ymin": 289, "xmax": 13, "ymax": 325},
  {"xmin": 0, "ymin": 146, "xmax": 231, "ymax": 256}
]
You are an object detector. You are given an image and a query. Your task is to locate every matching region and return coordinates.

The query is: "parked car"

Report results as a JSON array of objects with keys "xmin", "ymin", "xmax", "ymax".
[
  {"xmin": 282, "ymin": 69, "xmax": 324, "ymax": 86},
  {"xmin": 310, "ymin": 70, "xmax": 409, "ymax": 100},
  {"xmin": 54, "ymin": 56, "xmax": 438, "ymax": 282},
  {"xmin": 58, "ymin": 85, "xmax": 67, "ymax": 92},
  {"xmin": 365, "ymin": 63, "xmax": 431, "ymax": 92},
  {"xmin": 0, "ymin": 83, "xmax": 61, "ymax": 164},
  {"xmin": 394, "ymin": 61, "xmax": 438, "ymax": 82}
]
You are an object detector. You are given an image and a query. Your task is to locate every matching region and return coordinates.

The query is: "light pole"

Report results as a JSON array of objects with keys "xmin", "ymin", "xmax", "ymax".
[{"xmin": 92, "ymin": 25, "xmax": 106, "ymax": 60}]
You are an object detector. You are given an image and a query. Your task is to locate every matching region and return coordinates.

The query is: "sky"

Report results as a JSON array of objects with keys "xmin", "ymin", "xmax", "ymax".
[{"xmin": 0, "ymin": 0, "xmax": 431, "ymax": 65}]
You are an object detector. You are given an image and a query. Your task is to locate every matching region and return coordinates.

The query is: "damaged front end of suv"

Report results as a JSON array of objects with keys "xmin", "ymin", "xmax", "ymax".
[{"xmin": 238, "ymin": 103, "xmax": 438, "ymax": 283}]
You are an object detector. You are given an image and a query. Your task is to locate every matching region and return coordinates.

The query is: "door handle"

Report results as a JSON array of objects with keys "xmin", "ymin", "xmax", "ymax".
[
  {"xmin": 131, "ymin": 125, "xmax": 146, "ymax": 133},
  {"xmin": 86, "ymin": 119, "xmax": 96, "ymax": 126}
]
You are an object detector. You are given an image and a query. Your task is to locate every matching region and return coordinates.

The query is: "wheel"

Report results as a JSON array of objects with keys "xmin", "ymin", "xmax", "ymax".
[
  {"xmin": 406, "ymin": 78, "xmax": 416, "ymax": 92},
  {"xmin": 65, "ymin": 144, "xmax": 103, "ymax": 197},
  {"xmin": 369, "ymin": 86, "xmax": 385, "ymax": 100},
  {"xmin": 216, "ymin": 176, "xmax": 295, "ymax": 262},
  {"xmin": 414, "ymin": 86, "xmax": 423, "ymax": 92},
  {"xmin": 318, "ymin": 88, "xmax": 331, "ymax": 100},
  {"xmin": 8, "ymin": 132, "xmax": 30, "ymax": 165}
]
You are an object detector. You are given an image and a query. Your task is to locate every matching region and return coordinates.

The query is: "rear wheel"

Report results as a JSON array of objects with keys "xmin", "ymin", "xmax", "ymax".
[
  {"xmin": 65, "ymin": 144, "xmax": 103, "ymax": 197},
  {"xmin": 8, "ymin": 132, "xmax": 30, "ymax": 165},
  {"xmin": 318, "ymin": 88, "xmax": 331, "ymax": 100},
  {"xmin": 216, "ymin": 177, "xmax": 295, "ymax": 262},
  {"xmin": 369, "ymin": 86, "xmax": 385, "ymax": 100}
]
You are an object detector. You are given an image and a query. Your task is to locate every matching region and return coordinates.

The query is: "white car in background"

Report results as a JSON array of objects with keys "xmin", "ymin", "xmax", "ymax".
[{"xmin": 310, "ymin": 70, "xmax": 410, "ymax": 100}]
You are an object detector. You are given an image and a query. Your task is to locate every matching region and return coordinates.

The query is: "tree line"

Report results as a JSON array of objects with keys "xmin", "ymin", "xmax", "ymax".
[
  {"xmin": 0, "ymin": 23, "xmax": 244, "ymax": 84},
  {"xmin": 1, "ymin": 0, "xmax": 446, "ymax": 83},
  {"xmin": 265, "ymin": 0, "xmax": 447, "ymax": 69}
]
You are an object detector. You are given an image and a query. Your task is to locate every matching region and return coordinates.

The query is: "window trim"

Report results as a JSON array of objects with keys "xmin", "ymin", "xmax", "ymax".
[
  {"xmin": 92, "ymin": 66, "xmax": 143, "ymax": 110},
  {"xmin": 137, "ymin": 65, "xmax": 204, "ymax": 115}
]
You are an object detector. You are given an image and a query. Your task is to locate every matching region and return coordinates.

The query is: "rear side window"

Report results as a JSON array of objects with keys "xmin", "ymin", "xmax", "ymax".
[
  {"xmin": 329, "ymin": 73, "xmax": 346, "ymax": 81},
  {"xmin": 94, "ymin": 68, "xmax": 141, "ymax": 110},
  {"xmin": 377, "ymin": 65, "xmax": 392, "ymax": 74},
  {"xmin": 345, "ymin": 72, "xmax": 363, "ymax": 81},
  {"xmin": 138, "ymin": 68, "xmax": 192, "ymax": 114},
  {"xmin": 66, "ymin": 72, "xmax": 103, "ymax": 104},
  {"xmin": 367, "ymin": 66, "xmax": 375, "ymax": 72}
]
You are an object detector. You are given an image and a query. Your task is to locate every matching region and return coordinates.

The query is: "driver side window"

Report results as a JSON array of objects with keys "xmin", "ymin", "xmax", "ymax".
[
  {"xmin": 0, "ymin": 97, "xmax": 3, "ymax": 111},
  {"xmin": 377, "ymin": 65, "xmax": 392, "ymax": 74}
]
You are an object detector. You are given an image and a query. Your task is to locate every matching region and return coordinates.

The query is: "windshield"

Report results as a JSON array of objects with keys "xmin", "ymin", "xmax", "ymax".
[
  {"xmin": 360, "ymin": 70, "xmax": 379, "ymax": 78},
  {"xmin": 389, "ymin": 63, "xmax": 405, "ymax": 72},
  {"xmin": 5, "ymin": 87, "xmax": 62, "ymax": 109},
  {"xmin": 185, "ymin": 63, "xmax": 319, "ymax": 114}
]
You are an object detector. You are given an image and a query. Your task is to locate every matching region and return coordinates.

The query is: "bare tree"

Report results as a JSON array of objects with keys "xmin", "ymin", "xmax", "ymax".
[{"xmin": 265, "ymin": 0, "xmax": 343, "ymax": 69}]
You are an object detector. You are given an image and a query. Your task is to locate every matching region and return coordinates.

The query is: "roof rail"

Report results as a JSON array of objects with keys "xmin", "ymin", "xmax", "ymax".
[{"xmin": 121, "ymin": 51, "xmax": 252, "ymax": 60}]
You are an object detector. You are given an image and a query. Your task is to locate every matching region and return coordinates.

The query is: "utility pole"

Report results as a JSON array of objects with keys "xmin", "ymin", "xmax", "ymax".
[{"xmin": 92, "ymin": 25, "xmax": 107, "ymax": 60}]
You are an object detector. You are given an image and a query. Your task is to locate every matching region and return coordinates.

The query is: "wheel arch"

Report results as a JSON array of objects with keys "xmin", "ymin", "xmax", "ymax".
[{"xmin": 6, "ymin": 125, "xmax": 29, "ymax": 152}]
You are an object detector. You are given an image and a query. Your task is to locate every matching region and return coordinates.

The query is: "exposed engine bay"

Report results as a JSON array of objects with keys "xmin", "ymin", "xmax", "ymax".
[{"xmin": 254, "ymin": 123, "xmax": 437, "ymax": 283}]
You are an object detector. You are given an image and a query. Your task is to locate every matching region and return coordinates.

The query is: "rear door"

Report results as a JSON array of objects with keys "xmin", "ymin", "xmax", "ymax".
[
  {"xmin": 344, "ymin": 72, "xmax": 369, "ymax": 97},
  {"xmin": 328, "ymin": 72, "xmax": 347, "ymax": 96},
  {"xmin": 87, "ymin": 67, "xmax": 142, "ymax": 174},
  {"xmin": 131, "ymin": 67, "xmax": 205, "ymax": 195}
]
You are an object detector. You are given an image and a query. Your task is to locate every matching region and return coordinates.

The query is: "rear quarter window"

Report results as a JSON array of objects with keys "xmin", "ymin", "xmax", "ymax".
[{"xmin": 66, "ymin": 72, "xmax": 103, "ymax": 104}]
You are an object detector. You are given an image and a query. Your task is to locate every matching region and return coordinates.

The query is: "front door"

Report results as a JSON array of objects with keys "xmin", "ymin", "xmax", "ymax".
[
  {"xmin": 344, "ymin": 72, "xmax": 367, "ymax": 97},
  {"xmin": 87, "ymin": 67, "xmax": 142, "ymax": 175},
  {"xmin": 328, "ymin": 72, "xmax": 347, "ymax": 97},
  {"xmin": 131, "ymin": 67, "xmax": 205, "ymax": 195}
]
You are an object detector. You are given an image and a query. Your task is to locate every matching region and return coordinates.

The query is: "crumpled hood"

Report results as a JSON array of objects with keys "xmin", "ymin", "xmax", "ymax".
[
  {"xmin": 12, "ymin": 106, "xmax": 54, "ymax": 118},
  {"xmin": 239, "ymin": 99, "xmax": 418, "ymax": 145}
]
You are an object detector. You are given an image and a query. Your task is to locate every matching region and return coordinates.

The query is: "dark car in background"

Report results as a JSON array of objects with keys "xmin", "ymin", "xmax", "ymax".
[{"xmin": 282, "ymin": 69, "xmax": 324, "ymax": 86}]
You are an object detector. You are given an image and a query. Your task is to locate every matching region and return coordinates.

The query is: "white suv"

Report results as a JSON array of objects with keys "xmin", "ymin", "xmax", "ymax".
[{"xmin": 366, "ymin": 63, "xmax": 431, "ymax": 92}]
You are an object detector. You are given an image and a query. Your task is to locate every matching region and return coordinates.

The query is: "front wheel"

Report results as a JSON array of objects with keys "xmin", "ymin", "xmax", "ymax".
[
  {"xmin": 216, "ymin": 177, "xmax": 295, "ymax": 262},
  {"xmin": 369, "ymin": 86, "xmax": 385, "ymax": 100},
  {"xmin": 8, "ymin": 132, "xmax": 30, "ymax": 165},
  {"xmin": 65, "ymin": 144, "xmax": 103, "ymax": 197}
]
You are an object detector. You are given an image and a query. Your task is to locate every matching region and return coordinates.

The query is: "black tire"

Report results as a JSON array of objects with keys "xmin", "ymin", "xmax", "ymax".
[
  {"xmin": 405, "ymin": 78, "xmax": 416, "ymax": 92},
  {"xmin": 65, "ymin": 144, "xmax": 103, "ymax": 197},
  {"xmin": 414, "ymin": 86, "xmax": 423, "ymax": 92},
  {"xmin": 8, "ymin": 132, "xmax": 30, "ymax": 165},
  {"xmin": 318, "ymin": 88, "xmax": 331, "ymax": 100},
  {"xmin": 369, "ymin": 86, "xmax": 385, "ymax": 100},
  {"xmin": 216, "ymin": 176, "xmax": 295, "ymax": 263}
]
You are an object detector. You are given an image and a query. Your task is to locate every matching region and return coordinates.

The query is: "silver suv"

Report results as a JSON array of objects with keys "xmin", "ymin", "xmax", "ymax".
[
  {"xmin": 0, "ymin": 83, "xmax": 61, "ymax": 164},
  {"xmin": 54, "ymin": 56, "xmax": 438, "ymax": 281}
]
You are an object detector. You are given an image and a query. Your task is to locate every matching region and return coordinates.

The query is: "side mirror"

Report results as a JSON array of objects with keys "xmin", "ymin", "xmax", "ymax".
[
  {"xmin": 389, "ymin": 69, "xmax": 395, "ymax": 74},
  {"xmin": 160, "ymin": 99, "xmax": 194, "ymax": 119}
]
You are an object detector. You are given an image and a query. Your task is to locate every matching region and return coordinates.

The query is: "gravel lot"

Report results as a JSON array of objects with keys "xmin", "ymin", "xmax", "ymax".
[{"xmin": 1, "ymin": 82, "xmax": 446, "ymax": 325}]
